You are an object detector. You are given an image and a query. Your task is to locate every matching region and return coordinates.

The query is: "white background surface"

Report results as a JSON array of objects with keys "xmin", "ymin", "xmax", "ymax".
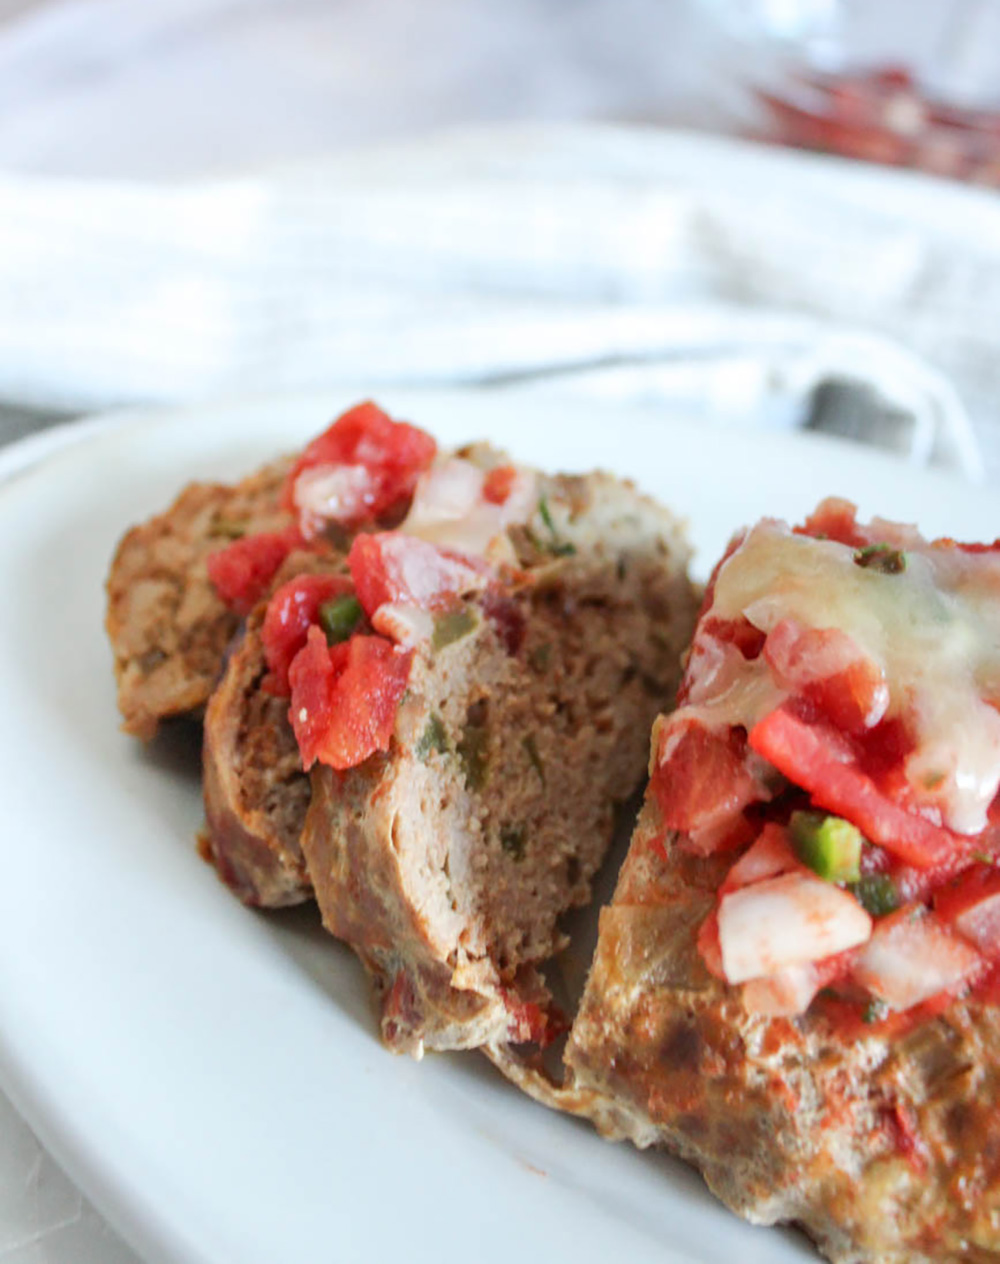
[{"xmin": 4, "ymin": 390, "xmax": 1000, "ymax": 1264}]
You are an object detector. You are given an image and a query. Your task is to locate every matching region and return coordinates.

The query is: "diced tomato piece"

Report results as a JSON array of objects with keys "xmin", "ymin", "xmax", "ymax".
[
  {"xmin": 680, "ymin": 812, "xmax": 756, "ymax": 858},
  {"xmin": 288, "ymin": 626, "xmax": 413, "ymax": 770},
  {"xmin": 856, "ymin": 715, "xmax": 914, "ymax": 783},
  {"xmin": 482, "ymin": 464, "xmax": 518, "ymax": 505},
  {"xmin": 284, "ymin": 401, "xmax": 436, "ymax": 533},
  {"xmin": 763, "ymin": 618, "xmax": 888, "ymax": 733},
  {"xmin": 852, "ymin": 906, "xmax": 983, "ymax": 1011},
  {"xmin": 812, "ymin": 947, "xmax": 862, "ymax": 990},
  {"xmin": 261, "ymin": 572, "xmax": 354, "ymax": 696},
  {"xmin": 480, "ymin": 586, "xmax": 525, "ymax": 656},
  {"xmin": 499, "ymin": 990, "xmax": 567, "ymax": 1049},
  {"xmin": 794, "ymin": 497, "xmax": 867, "ymax": 548},
  {"xmin": 749, "ymin": 707, "xmax": 966, "ymax": 870},
  {"xmin": 882, "ymin": 1101, "xmax": 928, "ymax": 1176},
  {"xmin": 974, "ymin": 962, "xmax": 1000, "ymax": 1007},
  {"xmin": 348, "ymin": 531, "xmax": 487, "ymax": 617},
  {"xmin": 651, "ymin": 717, "xmax": 761, "ymax": 838},
  {"xmin": 700, "ymin": 616, "xmax": 766, "ymax": 661},
  {"xmin": 933, "ymin": 537, "xmax": 1000, "ymax": 555},
  {"xmin": 933, "ymin": 863, "xmax": 1000, "ymax": 922},
  {"xmin": 719, "ymin": 822, "xmax": 800, "ymax": 895},
  {"xmin": 206, "ymin": 526, "xmax": 303, "ymax": 616},
  {"xmin": 935, "ymin": 864, "xmax": 1000, "ymax": 958}
]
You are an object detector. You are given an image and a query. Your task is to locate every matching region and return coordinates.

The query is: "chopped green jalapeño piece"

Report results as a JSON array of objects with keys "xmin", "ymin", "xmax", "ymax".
[
  {"xmin": 319, "ymin": 594, "xmax": 363, "ymax": 645},
  {"xmin": 790, "ymin": 811, "xmax": 862, "ymax": 883},
  {"xmin": 432, "ymin": 606, "xmax": 478, "ymax": 650},
  {"xmin": 862, "ymin": 997, "xmax": 889, "ymax": 1025},
  {"xmin": 537, "ymin": 495, "xmax": 577, "ymax": 557},
  {"xmin": 416, "ymin": 713, "xmax": 448, "ymax": 761},
  {"xmin": 211, "ymin": 516, "xmax": 247, "ymax": 539},
  {"xmin": 852, "ymin": 873, "xmax": 901, "ymax": 918},
  {"xmin": 458, "ymin": 721, "xmax": 489, "ymax": 791},
  {"xmin": 500, "ymin": 825, "xmax": 526, "ymax": 861},
  {"xmin": 854, "ymin": 543, "xmax": 906, "ymax": 574},
  {"xmin": 522, "ymin": 734, "xmax": 545, "ymax": 785}
]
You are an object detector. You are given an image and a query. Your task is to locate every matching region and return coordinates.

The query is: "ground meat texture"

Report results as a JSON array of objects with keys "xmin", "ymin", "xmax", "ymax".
[
  {"xmin": 300, "ymin": 472, "xmax": 698, "ymax": 1057},
  {"xmin": 561, "ymin": 796, "xmax": 1000, "ymax": 1264},
  {"xmin": 105, "ymin": 457, "xmax": 293, "ymax": 740},
  {"xmin": 200, "ymin": 550, "xmax": 349, "ymax": 907}
]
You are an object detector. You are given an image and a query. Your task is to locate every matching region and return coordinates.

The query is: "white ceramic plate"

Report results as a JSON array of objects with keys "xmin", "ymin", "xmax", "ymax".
[{"xmin": 0, "ymin": 389, "xmax": 993, "ymax": 1264}]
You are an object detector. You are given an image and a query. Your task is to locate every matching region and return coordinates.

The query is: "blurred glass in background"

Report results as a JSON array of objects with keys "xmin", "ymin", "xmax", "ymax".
[{"xmin": 700, "ymin": 0, "xmax": 1000, "ymax": 184}]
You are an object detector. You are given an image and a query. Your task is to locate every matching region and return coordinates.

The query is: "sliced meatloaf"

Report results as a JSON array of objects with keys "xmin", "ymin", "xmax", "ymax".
[
  {"xmin": 106, "ymin": 457, "xmax": 293, "ymax": 740},
  {"xmin": 299, "ymin": 470, "xmax": 697, "ymax": 1057},
  {"xmin": 105, "ymin": 400, "xmax": 436, "ymax": 743},
  {"xmin": 200, "ymin": 550, "xmax": 348, "ymax": 908},
  {"xmin": 562, "ymin": 501, "xmax": 1000, "ymax": 1264}
]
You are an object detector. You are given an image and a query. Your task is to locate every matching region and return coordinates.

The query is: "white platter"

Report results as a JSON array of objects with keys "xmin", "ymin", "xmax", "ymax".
[{"xmin": 0, "ymin": 389, "xmax": 994, "ymax": 1264}]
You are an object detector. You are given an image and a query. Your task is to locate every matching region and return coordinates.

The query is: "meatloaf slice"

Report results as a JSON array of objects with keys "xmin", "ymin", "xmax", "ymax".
[
  {"xmin": 563, "ymin": 503, "xmax": 1000, "ymax": 1264},
  {"xmin": 200, "ymin": 549, "xmax": 349, "ymax": 908},
  {"xmin": 565, "ymin": 807, "xmax": 1000, "ymax": 1264},
  {"xmin": 106, "ymin": 457, "xmax": 294, "ymax": 740},
  {"xmin": 300, "ymin": 472, "xmax": 697, "ymax": 1057}
]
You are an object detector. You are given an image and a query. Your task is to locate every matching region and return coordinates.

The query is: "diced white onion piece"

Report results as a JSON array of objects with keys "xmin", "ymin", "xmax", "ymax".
[
  {"xmin": 742, "ymin": 963, "xmax": 820, "ymax": 1017},
  {"xmin": 723, "ymin": 828, "xmax": 798, "ymax": 891},
  {"xmin": 371, "ymin": 602, "xmax": 435, "ymax": 647},
  {"xmin": 955, "ymin": 893, "xmax": 1000, "ymax": 958},
  {"xmin": 404, "ymin": 458, "xmax": 484, "ymax": 530},
  {"xmin": 853, "ymin": 912, "xmax": 982, "ymax": 1011},
  {"xmin": 372, "ymin": 533, "xmax": 487, "ymax": 609},
  {"xmin": 402, "ymin": 458, "xmax": 537, "ymax": 558},
  {"xmin": 718, "ymin": 871, "xmax": 872, "ymax": 984},
  {"xmin": 413, "ymin": 503, "xmax": 506, "ymax": 557},
  {"xmin": 293, "ymin": 464, "xmax": 375, "ymax": 535},
  {"xmin": 497, "ymin": 469, "xmax": 538, "ymax": 525}
]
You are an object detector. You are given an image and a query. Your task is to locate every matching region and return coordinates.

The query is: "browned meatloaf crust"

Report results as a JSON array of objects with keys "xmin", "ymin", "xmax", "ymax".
[
  {"xmin": 562, "ymin": 797, "xmax": 1000, "ymax": 1264},
  {"xmin": 200, "ymin": 549, "xmax": 348, "ymax": 908},
  {"xmin": 105, "ymin": 457, "xmax": 294, "ymax": 740},
  {"xmin": 301, "ymin": 472, "xmax": 698, "ymax": 1057}
]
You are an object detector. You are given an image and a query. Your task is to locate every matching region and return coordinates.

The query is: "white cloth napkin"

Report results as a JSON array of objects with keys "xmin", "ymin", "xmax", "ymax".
[{"xmin": 0, "ymin": 122, "xmax": 993, "ymax": 479}]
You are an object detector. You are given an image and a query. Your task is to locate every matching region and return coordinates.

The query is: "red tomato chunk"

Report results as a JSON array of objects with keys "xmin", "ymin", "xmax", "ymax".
[
  {"xmin": 652, "ymin": 718, "xmax": 760, "ymax": 835},
  {"xmin": 482, "ymin": 464, "xmax": 518, "ymax": 505},
  {"xmin": 288, "ymin": 626, "xmax": 412, "ymax": 771},
  {"xmin": 206, "ymin": 526, "xmax": 303, "ymax": 616},
  {"xmin": 763, "ymin": 618, "xmax": 888, "ymax": 733},
  {"xmin": 284, "ymin": 401, "xmax": 436, "ymax": 534},
  {"xmin": 261, "ymin": 573, "xmax": 355, "ymax": 696},
  {"xmin": 749, "ymin": 706, "xmax": 963, "ymax": 870}
]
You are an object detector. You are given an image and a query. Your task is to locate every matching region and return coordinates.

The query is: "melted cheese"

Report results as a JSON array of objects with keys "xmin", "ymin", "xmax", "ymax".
[{"xmin": 704, "ymin": 520, "xmax": 1000, "ymax": 836}]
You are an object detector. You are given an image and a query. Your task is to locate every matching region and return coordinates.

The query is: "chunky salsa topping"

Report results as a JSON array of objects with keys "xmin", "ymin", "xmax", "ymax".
[
  {"xmin": 660, "ymin": 499, "xmax": 1000, "ymax": 1023},
  {"xmin": 211, "ymin": 404, "xmax": 566, "ymax": 774}
]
